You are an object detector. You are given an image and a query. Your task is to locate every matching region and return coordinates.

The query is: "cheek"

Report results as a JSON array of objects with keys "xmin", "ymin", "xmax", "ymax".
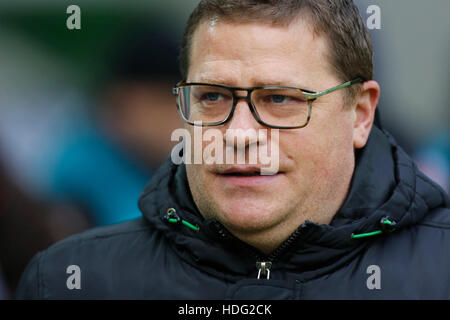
[
  {"xmin": 282, "ymin": 119, "xmax": 354, "ymax": 180},
  {"xmin": 186, "ymin": 163, "xmax": 208, "ymax": 209}
]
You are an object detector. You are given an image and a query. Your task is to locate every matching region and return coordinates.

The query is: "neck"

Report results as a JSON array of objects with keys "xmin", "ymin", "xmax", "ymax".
[
  {"xmin": 226, "ymin": 205, "xmax": 336, "ymax": 255},
  {"xmin": 226, "ymin": 177, "xmax": 352, "ymax": 255}
]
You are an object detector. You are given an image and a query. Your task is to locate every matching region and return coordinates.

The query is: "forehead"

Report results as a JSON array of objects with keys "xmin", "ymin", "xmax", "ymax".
[{"xmin": 188, "ymin": 19, "xmax": 333, "ymax": 87}]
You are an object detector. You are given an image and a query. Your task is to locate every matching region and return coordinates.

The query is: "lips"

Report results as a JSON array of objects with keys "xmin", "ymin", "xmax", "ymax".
[
  {"xmin": 219, "ymin": 166, "xmax": 269, "ymax": 176},
  {"xmin": 214, "ymin": 166, "xmax": 283, "ymax": 187},
  {"xmin": 223, "ymin": 171, "xmax": 260, "ymax": 176}
]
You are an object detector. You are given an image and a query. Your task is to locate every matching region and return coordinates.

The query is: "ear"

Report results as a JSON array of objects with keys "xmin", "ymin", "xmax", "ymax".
[{"xmin": 353, "ymin": 80, "xmax": 380, "ymax": 149}]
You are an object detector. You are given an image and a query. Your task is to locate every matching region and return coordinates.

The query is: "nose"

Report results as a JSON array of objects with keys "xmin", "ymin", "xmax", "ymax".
[
  {"xmin": 227, "ymin": 97, "xmax": 261, "ymax": 131},
  {"xmin": 224, "ymin": 98, "xmax": 262, "ymax": 149}
]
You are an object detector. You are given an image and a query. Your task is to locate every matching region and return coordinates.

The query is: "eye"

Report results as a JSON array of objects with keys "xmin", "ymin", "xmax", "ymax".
[
  {"xmin": 202, "ymin": 92, "xmax": 224, "ymax": 102},
  {"xmin": 270, "ymin": 95, "xmax": 289, "ymax": 103}
]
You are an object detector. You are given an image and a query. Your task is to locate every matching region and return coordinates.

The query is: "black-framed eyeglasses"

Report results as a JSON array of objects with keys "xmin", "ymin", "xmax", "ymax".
[{"xmin": 172, "ymin": 78, "xmax": 363, "ymax": 129}]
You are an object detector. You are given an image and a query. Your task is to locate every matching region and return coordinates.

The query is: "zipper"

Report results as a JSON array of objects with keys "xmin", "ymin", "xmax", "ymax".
[
  {"xmin": 256, "ymin": 261, "xmax": 272, "ymax": 279},
  {"xmin": 209, "ymin": 219, "xmax": 309, "ymax": 280},
  {"xmin": 255, "ymin": 223, "xmax": 308, "ymax": 280},
  {"xmin": 267, "ymin": 224, "xmax": 306, "ymax": 261}
]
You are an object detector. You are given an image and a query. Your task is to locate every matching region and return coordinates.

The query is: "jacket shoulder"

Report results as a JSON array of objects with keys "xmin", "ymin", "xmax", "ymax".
[
  {"xmin": 418, "ymin": 206, "xmax": 450, "ymax": 229},
  {"xmin": 15, "ymin": 217, "xmax": 158, "ymax": 299},
  {"xmin": 43, "ymin": 217, "xmax": 154, "ymax": 258},
  {"xmin": 353, "ymin": 206, "xmax": 450, "ymax": 299}
]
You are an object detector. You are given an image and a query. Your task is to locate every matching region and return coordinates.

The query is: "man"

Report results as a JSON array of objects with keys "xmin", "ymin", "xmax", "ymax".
[{"xmin": 16, "ymin": 0, "xmax": 450, "ymax": 299}]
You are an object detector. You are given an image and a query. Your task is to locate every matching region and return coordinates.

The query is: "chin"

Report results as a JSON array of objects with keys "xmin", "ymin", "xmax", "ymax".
[{"xmin": 215, "ymin": 198, "xmax": 280, "ymax": 232}]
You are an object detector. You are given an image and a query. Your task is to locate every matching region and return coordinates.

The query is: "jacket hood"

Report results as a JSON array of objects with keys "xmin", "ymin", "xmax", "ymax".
[{"xmin": 138, "ymin": 125, "xmax": 449, "ymax": 281}]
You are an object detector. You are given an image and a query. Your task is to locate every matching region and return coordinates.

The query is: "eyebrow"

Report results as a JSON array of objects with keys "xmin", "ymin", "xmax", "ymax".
[
  {"xmin": 190, "ymin": 77, "xmax": 233, "ymax": 86},
  {"xmin": 190, "ymin": 77, "xmax": 314, "ymax": 92},
  {"xmin": 252, "ymin": 79, "xmax": 312, "ymax": 90}
]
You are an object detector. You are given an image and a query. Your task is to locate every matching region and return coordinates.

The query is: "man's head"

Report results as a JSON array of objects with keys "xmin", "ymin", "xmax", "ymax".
[
  {"xmin": 180, "ymin": 0, "xmax": 374, "ymax": 104},
  {"xmin": 179, "ymin": 0, "xmax": 380, "ymax": 253}
]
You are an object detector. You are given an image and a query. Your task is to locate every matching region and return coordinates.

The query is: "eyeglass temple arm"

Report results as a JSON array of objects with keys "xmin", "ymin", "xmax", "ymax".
[{"xmin": 304, "ymin": 77, "xmax": 364, "ymax": 100}]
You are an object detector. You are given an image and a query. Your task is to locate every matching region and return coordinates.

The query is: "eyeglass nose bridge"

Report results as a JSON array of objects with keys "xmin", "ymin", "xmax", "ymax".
[
  {"xmin": 227, "ymin": 89, "xmax": 264, "ymax": 125},
  {"xmin": 233, "ymin": 86, "xmax": 252, "ymax": 100}
]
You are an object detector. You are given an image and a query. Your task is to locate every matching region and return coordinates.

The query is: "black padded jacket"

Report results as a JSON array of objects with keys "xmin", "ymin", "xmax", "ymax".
[{"xmin": 15, "ymin": 126, "xmax": 450, "ymax": 299}]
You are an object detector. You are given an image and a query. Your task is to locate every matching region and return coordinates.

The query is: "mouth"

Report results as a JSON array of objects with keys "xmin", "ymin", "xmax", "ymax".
[
  {"xmin": 219, "ymin": 166, "xmax": 280, "ymax": 175},
  {"xmin": 216, "ymin": 167, "xmax": 283, "ymax": 187},
  {"xmin": 221, "ymin": 171, "xmax": 262, "ymax": 177}
]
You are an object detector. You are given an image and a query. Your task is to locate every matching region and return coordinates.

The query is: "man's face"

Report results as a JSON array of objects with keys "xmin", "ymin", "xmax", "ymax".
[{"xmin": 185, "ymin": 19, "xmax": 357, "ymax": 244}]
